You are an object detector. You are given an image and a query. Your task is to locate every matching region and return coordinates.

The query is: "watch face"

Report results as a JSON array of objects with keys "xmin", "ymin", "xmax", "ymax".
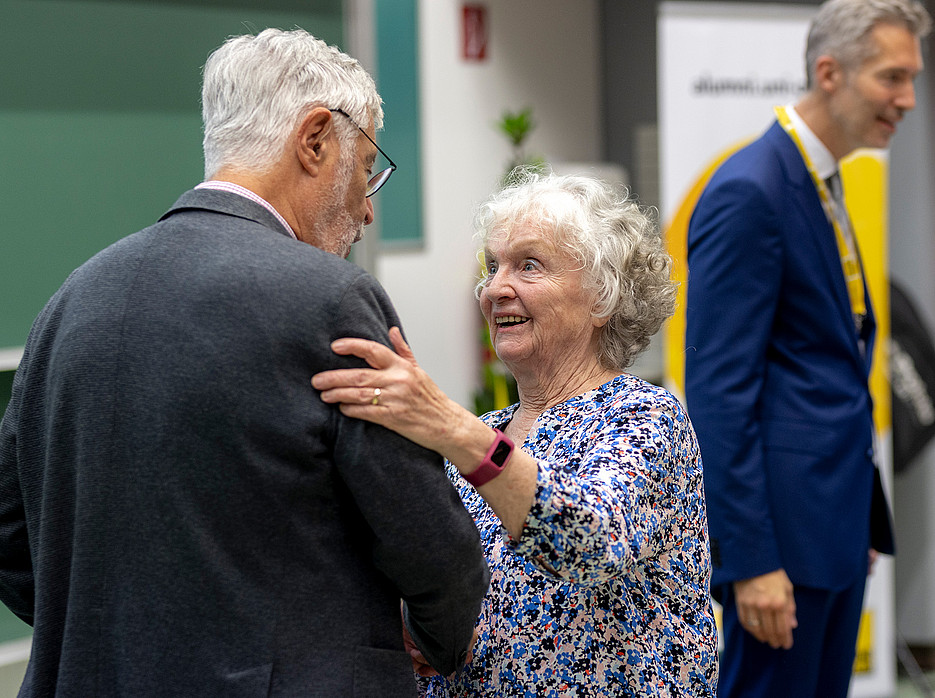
[{"xmin": 491, "ymin": 439, "xmax": 513, "ymax": 467}]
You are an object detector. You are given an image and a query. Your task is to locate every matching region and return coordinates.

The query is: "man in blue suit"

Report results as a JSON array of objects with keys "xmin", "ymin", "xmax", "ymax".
[{"xmin": 685, "ymin": 1, "xmax": 930, "ymax": 695}]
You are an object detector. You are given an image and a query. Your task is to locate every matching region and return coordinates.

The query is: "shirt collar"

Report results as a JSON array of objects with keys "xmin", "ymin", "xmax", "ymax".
[
  {"xmin": 784, "ymin": 104, "xmax": 838, "ymax": 180},
  {"xmin": 195, "ymin": 180, "xmax": 297, "ymax": 240}
]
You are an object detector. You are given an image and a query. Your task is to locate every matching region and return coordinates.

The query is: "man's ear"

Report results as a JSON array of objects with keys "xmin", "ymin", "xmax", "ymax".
[
  {"xmin": 814, "ymin": 54, "xmax": 844, "ymax": 93},
  {"xmin": 296, "ymin": 107, "xmax": 335, "ymax": 176}
]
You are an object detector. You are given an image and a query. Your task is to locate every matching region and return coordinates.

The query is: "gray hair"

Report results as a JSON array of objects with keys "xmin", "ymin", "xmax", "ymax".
[
  {"xmin": 201, "ymin": 28, "xmax": 383, "ymax": 179},
  {"xmin": 474, "ymin": 170, "xmax": 676, "ymax": 371},
  {"xmin": 805, "ymin": 0, "xmax": 931, "ymax": 88}
]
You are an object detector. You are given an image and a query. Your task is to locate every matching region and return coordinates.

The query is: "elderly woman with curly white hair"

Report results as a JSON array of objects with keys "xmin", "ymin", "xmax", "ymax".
[{"xmin": 313, "ymin": 171, "xmax": 718, "ymax": 696}]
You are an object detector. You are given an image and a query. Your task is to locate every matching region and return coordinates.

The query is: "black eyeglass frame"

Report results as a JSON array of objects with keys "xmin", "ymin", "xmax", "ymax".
[{"xmin": 330, "ymin": 109, "xmax": 397, "ymax": 197}]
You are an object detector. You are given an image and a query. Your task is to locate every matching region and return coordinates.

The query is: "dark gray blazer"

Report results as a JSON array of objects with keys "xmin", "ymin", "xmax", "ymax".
[{"xmin": 0, "ymin": 189, "xmax": 489, "ymax": 697}]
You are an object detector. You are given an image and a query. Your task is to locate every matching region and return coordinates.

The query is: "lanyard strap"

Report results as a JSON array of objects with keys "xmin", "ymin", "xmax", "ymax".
[{"xmin": 774, "ymin": 105, "xmax": 867, "ymax": 319}]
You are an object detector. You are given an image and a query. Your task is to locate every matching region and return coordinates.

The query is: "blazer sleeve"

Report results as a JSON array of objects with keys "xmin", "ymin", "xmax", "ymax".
[
  {"xmin": 684, "ymin": 172, "xmax": 785, "ymax": 584},
  {"xmin": 326, "ymin": 274, "xmax": 489, "ymax": 677}
]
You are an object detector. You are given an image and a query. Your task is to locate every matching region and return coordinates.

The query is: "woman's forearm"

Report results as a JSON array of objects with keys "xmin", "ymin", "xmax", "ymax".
[{"xmin": 441, "ymin": 413, "xmax": 539, "ymax": 539}]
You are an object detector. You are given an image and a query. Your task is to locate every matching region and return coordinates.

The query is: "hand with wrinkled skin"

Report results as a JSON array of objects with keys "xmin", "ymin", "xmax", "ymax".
[
  {"xmin": 312, "ymin": 327, "xmax": 469, "ymax": 457},
  {"xmin": 311, "ymin": 327, "xmax": 538, "ymax": 539}
]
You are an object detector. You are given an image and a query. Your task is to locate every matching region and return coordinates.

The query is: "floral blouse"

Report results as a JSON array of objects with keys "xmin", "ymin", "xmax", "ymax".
[{"xmin": 422, "ymin": 374, "xmax": 718, "ymax": 697}]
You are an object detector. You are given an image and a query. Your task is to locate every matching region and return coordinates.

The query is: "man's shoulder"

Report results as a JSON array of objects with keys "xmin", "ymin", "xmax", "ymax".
[
  {"xmin": 67, "ymin": 192, "xmax": 382, "ymax": 318},
  {"xmin": 701, "ymin": 122, "xmax": 807, "ymax": 207},
  {"xmin": 712, "ymin": 122, "xmax": 790, "ymax": 181}
]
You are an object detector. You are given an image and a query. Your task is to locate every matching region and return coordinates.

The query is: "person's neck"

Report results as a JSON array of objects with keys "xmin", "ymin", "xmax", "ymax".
[
  {"xmin": 793, "ymin": 93, "xmax": 852, "ymax": 162},
  {"xmin": 507, "ymin": 355, "xmax": 619, "ymax": 436}
]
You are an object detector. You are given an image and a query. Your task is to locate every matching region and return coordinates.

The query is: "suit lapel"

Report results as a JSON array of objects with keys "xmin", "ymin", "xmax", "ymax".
[{"xmin": 767, "ymin": 123, "xmax": 869, "ymax": 367}]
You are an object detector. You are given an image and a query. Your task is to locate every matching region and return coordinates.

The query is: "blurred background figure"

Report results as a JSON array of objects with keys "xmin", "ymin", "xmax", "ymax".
[{"xmin": 684, "ymin": 1, "xmax": 931, "ymax": 696}]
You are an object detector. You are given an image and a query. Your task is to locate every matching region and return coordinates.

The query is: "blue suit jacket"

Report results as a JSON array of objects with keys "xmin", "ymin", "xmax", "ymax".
[{"xmin": 685, "ymin": 121, "xmax": 893, "ymax": 593}]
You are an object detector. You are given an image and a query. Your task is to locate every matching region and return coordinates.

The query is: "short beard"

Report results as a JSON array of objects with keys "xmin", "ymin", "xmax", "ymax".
[{"xmin": 309, "ymin": 138, "xmax": 362, "ymax": 257}]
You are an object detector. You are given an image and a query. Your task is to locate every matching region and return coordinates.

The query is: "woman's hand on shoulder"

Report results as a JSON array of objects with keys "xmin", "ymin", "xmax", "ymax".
[{"xmin": 311, "ymin": 327, "xmax": 466, "ymax": 455}]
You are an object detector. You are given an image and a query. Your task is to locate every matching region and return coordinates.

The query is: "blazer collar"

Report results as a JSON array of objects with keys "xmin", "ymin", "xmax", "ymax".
[{"xmin": 159, "ymin": 188, "xmax": 295, "ymax": 240}]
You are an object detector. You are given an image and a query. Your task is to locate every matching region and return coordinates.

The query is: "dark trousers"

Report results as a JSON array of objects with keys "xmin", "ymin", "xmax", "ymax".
[{"xmin": 717, "ymin": 576, "xmax": 868, "ymax": 698}]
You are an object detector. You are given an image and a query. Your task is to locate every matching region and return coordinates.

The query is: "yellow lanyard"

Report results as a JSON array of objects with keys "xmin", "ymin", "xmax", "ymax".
[{"xmin": 774, "ymin": 105, "xmax": 867, "ymax": 319}]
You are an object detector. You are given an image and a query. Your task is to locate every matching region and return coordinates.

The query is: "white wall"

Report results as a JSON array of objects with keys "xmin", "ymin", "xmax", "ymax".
[{"xmin": 376, "ymin": 0, "xmax": 602, "ymax": 408}]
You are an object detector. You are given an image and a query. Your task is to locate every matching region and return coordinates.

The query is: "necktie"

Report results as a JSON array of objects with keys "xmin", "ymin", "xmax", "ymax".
[{"xmin": 825, "ymin": 171, "xmax": 844, "ymax": 207}]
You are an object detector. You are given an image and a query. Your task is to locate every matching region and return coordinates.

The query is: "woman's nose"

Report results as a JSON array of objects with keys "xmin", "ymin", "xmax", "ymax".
[{"xmin": 484, "ymin": 269, "xmax": 515, "ymax": 300}]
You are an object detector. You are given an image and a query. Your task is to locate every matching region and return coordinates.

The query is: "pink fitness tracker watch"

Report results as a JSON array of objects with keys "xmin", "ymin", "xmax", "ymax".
[{"xmin": 463, "ymin": 428, "xmax": 514, "ymax": 488}]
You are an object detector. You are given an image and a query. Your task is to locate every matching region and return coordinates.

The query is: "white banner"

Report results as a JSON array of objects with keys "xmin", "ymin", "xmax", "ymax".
[
  {"xmin": 658, "ymin": 2, "xmax": 814, "ymax": 222},
  {"xmin": 658, "ymin": 4, "xmax": 896, "ymax": 696}
]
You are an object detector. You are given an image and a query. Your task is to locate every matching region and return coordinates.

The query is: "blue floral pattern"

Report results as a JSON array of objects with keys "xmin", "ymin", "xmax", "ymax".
[{"xmin": 423, "ymin": 374, "xmax": 717, "ymax": 696}]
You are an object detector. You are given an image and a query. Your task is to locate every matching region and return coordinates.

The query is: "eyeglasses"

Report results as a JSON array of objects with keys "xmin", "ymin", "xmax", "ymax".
[{"xmin": 330, "ymin": 109, "xmax": 397, "ymax": 197}]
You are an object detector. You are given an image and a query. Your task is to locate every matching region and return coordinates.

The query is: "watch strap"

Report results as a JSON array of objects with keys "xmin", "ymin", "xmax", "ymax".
[{"xmin": 463, "ymin": 428, "xmax": 514, "ymax": 488}]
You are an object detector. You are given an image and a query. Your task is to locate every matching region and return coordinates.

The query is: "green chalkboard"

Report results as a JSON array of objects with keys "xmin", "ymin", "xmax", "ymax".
[
  {"xmin": 0, "ymin": 604, "xmax": 29, "ymax": 645},
  {"xmin": 0, "ymin": 0, "xmax": 344, "ymax": 351}
]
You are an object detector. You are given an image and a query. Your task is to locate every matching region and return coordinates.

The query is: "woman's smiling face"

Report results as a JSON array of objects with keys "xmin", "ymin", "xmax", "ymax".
[{"xmin": 480, "ymin": 221, "xmax": 605, "ymax": 375}]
